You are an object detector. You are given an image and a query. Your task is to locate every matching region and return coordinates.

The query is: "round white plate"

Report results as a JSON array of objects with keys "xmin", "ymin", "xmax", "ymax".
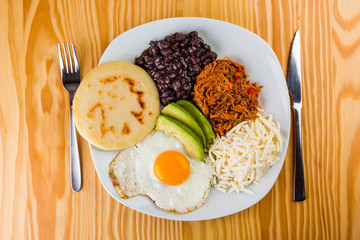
[{"xmin": 90, "ymin": 17, "xmax": 290, "ymax": 221}]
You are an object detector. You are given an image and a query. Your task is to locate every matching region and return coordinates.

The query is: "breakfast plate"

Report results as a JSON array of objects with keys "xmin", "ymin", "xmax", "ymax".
[{"xmin": 89, "ymin": 17, "xmax": 290, "ymax": 221}]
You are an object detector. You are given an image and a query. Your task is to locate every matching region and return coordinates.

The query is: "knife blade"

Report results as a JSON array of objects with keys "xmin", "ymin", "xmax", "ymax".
[{"xmin": 287, "ymin": 29, "xmax": 306, "ymax": 201}]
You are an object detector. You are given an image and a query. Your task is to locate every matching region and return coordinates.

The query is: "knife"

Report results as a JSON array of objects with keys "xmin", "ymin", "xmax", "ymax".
[{"xmin": 287, "ymin": 29, "xmax": 306, "ymax": 201}]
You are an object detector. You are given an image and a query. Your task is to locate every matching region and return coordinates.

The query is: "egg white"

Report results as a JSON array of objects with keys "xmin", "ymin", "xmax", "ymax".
[{"xmin": 109, "ymin": 130, "xmax": 212, "ymax": 213}]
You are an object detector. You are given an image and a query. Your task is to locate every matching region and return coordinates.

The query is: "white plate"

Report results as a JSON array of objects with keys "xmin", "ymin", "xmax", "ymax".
[{"xmin": 90, "ymin": 17, "xmax": 290, "ymax": 221}]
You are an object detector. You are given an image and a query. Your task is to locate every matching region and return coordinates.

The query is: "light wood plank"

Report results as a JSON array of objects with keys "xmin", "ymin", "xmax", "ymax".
[{"xmin": 1, "ymin": 0, "xmax": 360, "ymax": 239}]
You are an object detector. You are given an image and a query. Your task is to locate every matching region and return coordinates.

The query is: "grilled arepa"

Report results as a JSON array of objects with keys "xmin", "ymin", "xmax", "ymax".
[{"xmin": 73, "ymin": 61, "xmax": 160, "ymax": 150}]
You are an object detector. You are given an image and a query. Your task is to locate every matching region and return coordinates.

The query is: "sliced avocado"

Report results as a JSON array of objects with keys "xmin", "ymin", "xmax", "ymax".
[
  {"xmin": 155, "ymin": 115, "xmax": 204, "ymax": 161},
  {"xmin": 161, "ymin": 102, "xmax": 206, "ymax": 147},
  {"xmin": 177, "ymin": 100, "xmax": 216, "ymax": 146}
]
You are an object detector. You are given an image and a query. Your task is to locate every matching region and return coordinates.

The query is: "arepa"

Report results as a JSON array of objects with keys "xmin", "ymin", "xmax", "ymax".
[{"xmin": 73, "ymin": 61, "xmax": 160, "ymax": 150}]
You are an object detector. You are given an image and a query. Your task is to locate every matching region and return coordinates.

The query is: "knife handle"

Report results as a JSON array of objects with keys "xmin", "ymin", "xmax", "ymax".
[{"xmin": 293, "ymin": 107, "xmax": 305, "ymax": 201}]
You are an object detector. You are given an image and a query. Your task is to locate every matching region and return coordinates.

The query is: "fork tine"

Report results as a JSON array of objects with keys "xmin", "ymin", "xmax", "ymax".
[
  {"xmin": 67, "ymin": 42, "xmax": 74, "ymax": 72},
  {"xmin": 58, "ymin": 43, "xmax": 65, "ymax": 73},
  {"xmin": 71, "ymin": 43, "xmax": 80, "ymax": 72},
  {"xmin": 62, "ymin": 42, "xmax": 69, "ymax": 73}
]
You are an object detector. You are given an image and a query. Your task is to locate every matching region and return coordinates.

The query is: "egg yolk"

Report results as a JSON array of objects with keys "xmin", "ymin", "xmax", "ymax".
[{"xmin": 154, "ymin": 151, "xmax": 191, "ymax": 186}]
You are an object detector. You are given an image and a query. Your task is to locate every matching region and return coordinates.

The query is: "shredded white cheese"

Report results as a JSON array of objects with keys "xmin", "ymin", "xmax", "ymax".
[{"xmin": 206, "ymin": 112, "xmax": 283, "ymax": 194}]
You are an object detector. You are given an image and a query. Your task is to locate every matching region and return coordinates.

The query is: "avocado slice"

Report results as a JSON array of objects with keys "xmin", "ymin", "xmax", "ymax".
[
  {"xmin": 161, "ymin": 102, "xmax": 206, "ymax": 147},
  {"xmin": 176, "ymin": 100, "xmax": 216, "ymax": 145},
  {"xmin": 155, "ymin": 115, "xmax": 204, "ymax": 161}
]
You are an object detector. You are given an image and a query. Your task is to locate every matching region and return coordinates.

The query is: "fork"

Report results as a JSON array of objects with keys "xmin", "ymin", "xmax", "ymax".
[{"xmin": 58, "ymin": 42, "xmax": 82, "ymax": 192}]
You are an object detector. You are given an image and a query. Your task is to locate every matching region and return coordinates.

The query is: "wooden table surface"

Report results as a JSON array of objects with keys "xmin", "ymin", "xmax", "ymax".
[{"xmin": 1, "ymin": 0, "xmax": 360, "ymax": 239}]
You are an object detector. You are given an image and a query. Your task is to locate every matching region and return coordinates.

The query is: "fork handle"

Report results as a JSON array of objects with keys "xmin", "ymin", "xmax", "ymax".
[
  {"xmin": 69, "ymin": 91, "xmax": 82, "ymax": 192},
  {"xmin": 293, "ymin": 107, "xmax": 305, "ymax": 201}
]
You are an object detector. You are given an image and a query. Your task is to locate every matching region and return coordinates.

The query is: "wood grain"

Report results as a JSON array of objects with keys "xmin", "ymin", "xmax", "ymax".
[{"xmin": 1, "ymin": 0, "xmax": 360, "ymax": 239}]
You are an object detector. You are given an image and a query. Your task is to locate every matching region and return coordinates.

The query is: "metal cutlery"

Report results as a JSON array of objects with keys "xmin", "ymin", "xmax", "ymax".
[
  {"xmin": 58, "ymin": 42, "xmax": 82, "ymax": 192},
  {"xmin": 287, "ymin": 29, "xmax": 306, "ymax": 201}
]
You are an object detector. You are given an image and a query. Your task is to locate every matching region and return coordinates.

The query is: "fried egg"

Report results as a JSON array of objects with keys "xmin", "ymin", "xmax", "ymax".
[{"xmin": 109, "ymin": 130, "xmax": 212, "ymax": 213}]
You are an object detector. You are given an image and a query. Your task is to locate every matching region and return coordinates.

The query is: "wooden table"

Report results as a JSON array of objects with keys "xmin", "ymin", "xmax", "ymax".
[{"xmin": 1, "ymin": 0, "xmax": 360, "ymax": 239}]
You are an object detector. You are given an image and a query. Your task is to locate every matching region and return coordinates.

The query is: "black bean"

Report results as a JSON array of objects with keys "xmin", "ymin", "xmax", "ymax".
[
  {"xmin": 190, "ymin": 35, "xmax": 199, "ymax": 45},
  {"xmin": 179, "ymin": 58, "xmax": 187, "ymax": 68},
  {"xmin": 188, "ymin": 46, "xmax": 197, "ymax": 54},
  {"xmin": 189, "ymin": 31, "xmax": 198, "ymax": 37},
  {"xmin": 154, "ymin": 71, "xmax": 161, "ymax": 79},
  {"xmin": 135, "ymin": 58, "xmax": 144, "ymax": 65},
  {"xmin": 161, "ymin": 97, "xmax": 168, "ymax": 105},
  {"xmin": 149, "ymin": 70, "xmax": 156, "ymax": 77},
  {"xmin": 172, "ymin": 51, "xmax": 180, "ymax": 58},
  {"xmin": 164, "ymin": 57, "xmax": 172, "ymax": 63},
  {"xmin": 181, "ymin": 37, "xmax": 189, "ymax": 46},
  {"xmin": 158, "ymin": 41, "xmax": 170, "ymax": 49},
  {"xmin": 210, "ymin": 51, "xmax": 217, "ymax": 59},
  {"xmin": 154, "ymin": 56, "xmax": 162, "ymax": 64},
  {"xmin": 144, "ymin": 63, "xmax": 152, "ymax": 69},
  {"xmin": 165, "ymin": 35, "xmax": 175, "ymax": 42},
  {"xmin": 168, "ymin": 73, "xmax": 176, "ymax": 79},
  {"xmin": 167, "ymin": 96, "xmax": 175, "ymax": 102},
  {"xmin": 192, "ymin": 64, "xmax": 201, "ymax": 73},
  {"xmin": 200, "ymin": 51, "xmax": 210, "ymax": 60},
  {"xmin": 188, "ymin": 71, "xmax": 195, "ymax": 77},
  {"xmin": 146, "ymin": 57, "xmax": 155, "ymax": 66},
  {"xmin": 203, "ymin": 44, "xmax": 210, "ymax": 50},
  {"xmin": 198, "ymin": 48, "xmax": 206, "ymax": 57},
  {"xmin": 157, "ymin": 63, "xmax": 166, "ymax": 69},
  {"xmin": 160, "ymin": 48, "xmax": 172, "ymax": 56},
  {"xmin": 183, "ymin": 75, "xmax": 190, "ymax": 82},
  {"xmin": 149, "ymin": 46, "xmax": 158, "ymax": 56},
  {"xmin": 162, "ymin": 90, "xmax": 171, "ymax": 97},
  {"xmin": 172, "ymin": 80, "xmax": 181, "ymax": 91},
  {"xmin": 158, "ymin": 77, "xmax": 166, "ymax": 85},
  {"xmin": 176, "ymin": 91, "xmax": 184, "ymax": 98},
  {"xmin": 190, "ymin": 56, "xmax": 200, "ymax": 64},
  {"xmin": 184, "ymin": 82, "xmax": 192, "ymax": 91},
  {"xmin": 183, "ymin": 93, "xmax": 190, "ymax": 99},
  {"xmin": 172, "ymin": 61, "xmax": 181, "ymax": 70},
  {"xmin": 203, "ymin": 58, "xmax": 212, "ymax": 65},
  {"xmin": 175, "ymin": 33, "xmax": 186, "ymax": 41}
]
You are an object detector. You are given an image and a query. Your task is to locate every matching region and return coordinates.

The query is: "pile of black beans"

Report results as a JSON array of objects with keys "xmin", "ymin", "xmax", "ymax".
[{"xmin": 135, "ymin": 31, "xmax": 217, "ymax": 105}]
